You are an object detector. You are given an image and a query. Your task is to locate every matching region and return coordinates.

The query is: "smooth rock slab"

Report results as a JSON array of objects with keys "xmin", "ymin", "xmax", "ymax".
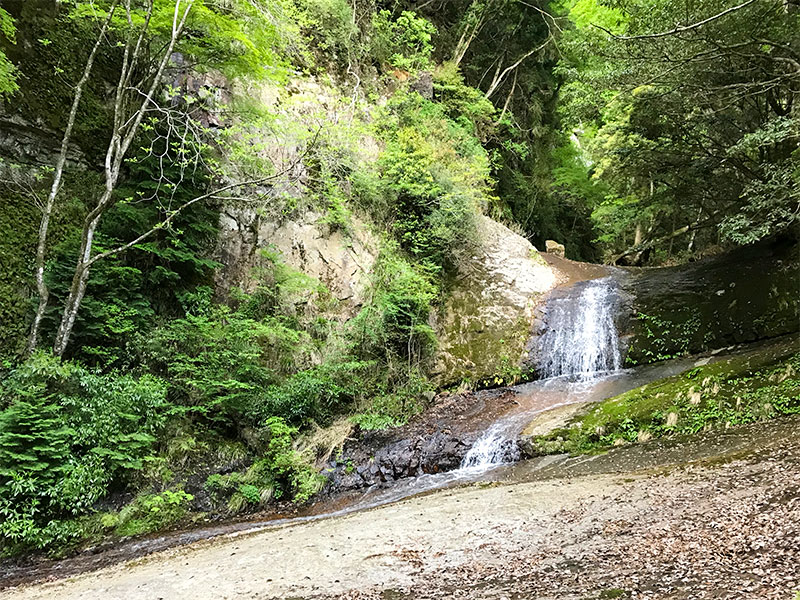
[{"xmin": 433, "ymin": 216, "xmax": 557, "ymax": 384}]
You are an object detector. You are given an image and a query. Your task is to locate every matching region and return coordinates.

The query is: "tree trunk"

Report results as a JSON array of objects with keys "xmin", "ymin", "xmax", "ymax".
[
  {"xmin": 50, "ymin": 0, "xmax": 193, "ymax": 357},
  {"xmin": 52, "ymin": 206, "xmax": 104, "ymax": 357},
  {"xmin": 26, "ymin": 1, "xmax": 118, "ymax": 354}
]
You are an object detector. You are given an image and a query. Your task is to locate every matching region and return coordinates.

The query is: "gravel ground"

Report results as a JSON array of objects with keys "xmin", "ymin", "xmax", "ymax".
[{"xmin": 2, "ymin": 419, "xmax": 798, "ymax": 600}]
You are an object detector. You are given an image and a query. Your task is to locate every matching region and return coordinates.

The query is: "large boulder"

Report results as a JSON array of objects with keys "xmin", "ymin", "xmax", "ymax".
[
  {"xmin": 545, "ymin": 239, "xmax": 565, "ymax": 257},
  {"xmin": 432, "ymin": 216, "xmax": 557, "ymax": 385}
]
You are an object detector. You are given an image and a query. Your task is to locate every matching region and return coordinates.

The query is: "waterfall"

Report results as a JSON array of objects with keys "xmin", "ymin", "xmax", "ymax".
[
  {"xmin": 536, "ymin": 276, "xmax": 623, "ymax": 379},
  {"xmin": 459, "ymin": 275, "xmax": 624, "ymax": 472},
  {"xmin": 460, "ymin": 423, "xmax": 520, "ymax": 470}
]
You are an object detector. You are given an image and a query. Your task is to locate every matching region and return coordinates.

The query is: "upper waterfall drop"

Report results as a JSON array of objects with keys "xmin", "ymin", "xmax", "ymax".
[{"xmin": 537, "ymin": 276, "xmax": 623, "ymax": 379}]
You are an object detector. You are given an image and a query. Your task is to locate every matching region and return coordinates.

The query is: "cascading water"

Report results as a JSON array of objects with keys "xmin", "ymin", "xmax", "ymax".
[
  {"xmin": 460, "ymin": 423, "xmax": 520, "ymax": 470},
  {"xmin": 537, "ymin": 276, "xmax": 623, "ymax": 379},
  {"xmin": 459, "ymin": 275, "xmax": 625, "ymax": 471}
]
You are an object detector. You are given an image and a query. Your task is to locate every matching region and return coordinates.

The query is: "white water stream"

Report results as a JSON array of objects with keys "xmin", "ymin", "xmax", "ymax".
[
  {"xmin": 537, "ymin": 277, "xmax": 623, "ymax": 379},
  {"xmin": 459, "ymin": 276, "xmax": 624, "ymax": 471}
]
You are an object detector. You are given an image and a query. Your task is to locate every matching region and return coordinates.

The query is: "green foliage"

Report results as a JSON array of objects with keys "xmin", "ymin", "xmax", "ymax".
[
  {"xmin": 204, "ymin": 462, "xmax": 274, "ymax": 513},
  {"xmin": 626, "ymin": 311, "xmax": 702, "ymax": 365},
  {"xmin": 349, "ymin": 378, "xmax": 430, "ymax": 430},
  {"xmin": 0, "ymin": 190, "xmax": 39, "ymax": 359},
  {"xmin": 135, "ymin": 302, "xmax": 311, "ymax": 424},
  {"xmin": 432, "ymin": 63, "xmax": 495, "ymax": 137},
  {"xmin": 204, "ymin": 417, "xmax": 323, "ymax": 507},
  {"xmin": 261, "ymin": 417, "xmax": 324, "ymax": 503},
  {"xmin": 113, "ymin": 489, "xmax": 194, "ymax": 537},
  {"xmin": 349, "ymin": 243, "xmax": 438, "ymax": 369},
  {"xmin": 376, "ymin": 90, "xmax": 487, "ymax": 275},
  {"xmin": 296, "ymin": 0, "xmax": 357, "ymax": 60},
  {"xmin": 373, "ymin": 10, "xmax": 436, "ymax": 71},
  {"xmin": 32, "ymin": 142, "xmax": 220, "ymax": 366},
  {"xmin": 555, "ymin": 0, "xmax": 800, "ymax": 261},
  {"xmin": 256, "ymin": 360, "xmax": 377, "ymax": 426},
  {"xmin": 0, "ymin": 353, "xmax": 168, "ymax": 552},
  {"xmin": 0, "ymin": 7, "xmax": 19, "ymax": 97}
]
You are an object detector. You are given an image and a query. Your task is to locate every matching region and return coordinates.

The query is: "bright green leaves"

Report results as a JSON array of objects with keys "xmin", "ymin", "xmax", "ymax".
[
  {"xmin": 0, "ymin": 352, "xmax": 168, "ymax": 551},
  {"xmin": 349, "ymin": 242, "xmax": 438, "ymax": 371},
  {"xmin": 0, "ymin": 7, "xmax": 19, "ymax": 97},
  {"xmin": 373, "ymin": 10, "xmax": 437, "ymax": 72},
  {"xmin": 376, "ymin": 91, "xmax": 486, "ymax": 275},
  {"xmin": 555, "ymin": 0, "xmax": 800, "ymax": 261},
  {"xmin": 563, "ymin": 0, "xmax": 626, "ymax": 33}
]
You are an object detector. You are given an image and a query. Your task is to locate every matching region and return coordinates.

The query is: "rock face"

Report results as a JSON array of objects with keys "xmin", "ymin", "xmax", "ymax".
[
  {"xmin": 433, "ymin": 216, "xmax": 557, "ymax": 385},
  {"xmin": 216, "ymin": 209, "xmax": 558, "ymax": 385},
  {"xmin": 0, "ymin": 116, "xmax": 88, "ymax": 171},
  {"xmin": 623, "ymin": 236, "xmax": 799, "ymax": 364},
  {"xmin": 545, "ymin": 239, "xmax": 565, "ymax": 257},
  {"xmin": 215, "ymin": 208, "xmax": 378, "ymax": 318},
  {"xmin": 325, "ymin": 388, "xmax": 521, "ymax": 493}
]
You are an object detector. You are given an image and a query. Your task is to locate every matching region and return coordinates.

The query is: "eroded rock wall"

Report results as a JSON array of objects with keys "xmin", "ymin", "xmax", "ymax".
[
  {"xmin": 623, "ymin": 236, "xmax": 799, "ymax": 364},
  {"xmin": 215, "ymin": 207, "xmax": 379, "ymax": 319}
]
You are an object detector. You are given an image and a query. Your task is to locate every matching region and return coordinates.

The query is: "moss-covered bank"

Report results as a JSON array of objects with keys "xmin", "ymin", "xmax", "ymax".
[{"xmin": 524, "ymin": 336, "xmax": 800, "ymax": 457}]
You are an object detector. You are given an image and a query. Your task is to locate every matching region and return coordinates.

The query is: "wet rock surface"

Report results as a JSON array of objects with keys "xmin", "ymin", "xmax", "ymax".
[
  {"xmin": 623, "ymin": 235, "xmax": 799, "ymax": 364},
  {"xmin": 325, "ymin": 387, "xmax": 522, "ymax": 492}
]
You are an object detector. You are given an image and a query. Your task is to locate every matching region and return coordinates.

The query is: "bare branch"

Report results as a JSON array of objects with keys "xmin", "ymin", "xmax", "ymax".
[{"xmin": 593, "ymin": 0, "xmax": 757, "ymax": 40}]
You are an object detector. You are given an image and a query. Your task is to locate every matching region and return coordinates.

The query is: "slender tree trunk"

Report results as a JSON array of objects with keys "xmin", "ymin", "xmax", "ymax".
[
  {"xmin": 687, "ymin": 208, "xmax": 703, "ymax": 253},
  {"xmin": 52, "ymin": 0, "xmax": 193, "ymax": 357},
  {"xmin": 26, "ymin": 1, "xmax": 118, "ymax": 354},
  {"xmin": 52, "ymin": 200, "xmax": 107, "ymax": 357},
  {"xmin": 451, "ymin": 0, "xmax": 489, "ymax": 67}
]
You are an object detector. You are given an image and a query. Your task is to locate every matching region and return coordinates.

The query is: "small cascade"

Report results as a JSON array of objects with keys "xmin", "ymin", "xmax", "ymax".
[
  {"xmin": 460, "ymin": 424, "xmax": 520, "ymax": 470},
  {"xmin": 537, "ymin": 276, "xmax": 623, "ymax": 379}
]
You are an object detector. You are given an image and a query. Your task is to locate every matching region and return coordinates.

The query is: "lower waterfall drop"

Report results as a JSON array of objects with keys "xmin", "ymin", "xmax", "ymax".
[{"xmin": 460, "ymin": 423, "xmax": 520, "ymax": 470}]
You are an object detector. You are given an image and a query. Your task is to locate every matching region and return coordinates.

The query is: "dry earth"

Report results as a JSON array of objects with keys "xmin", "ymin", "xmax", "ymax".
[{"xmin": 2, "ymin": 419, "xmax": 798, "ymax": 600}]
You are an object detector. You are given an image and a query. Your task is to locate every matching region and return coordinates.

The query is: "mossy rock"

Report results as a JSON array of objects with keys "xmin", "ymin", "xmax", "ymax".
[
  {"xmin": 528, "ymin": 336, "xmax": 800, "ymax": 456},
  {"xmin": 624, "ymin": 237, "xmax": 799, "ymax": 365},
  {"xmin": 433, "ymin": 216, "xmax": 556, "ymax": 386}
]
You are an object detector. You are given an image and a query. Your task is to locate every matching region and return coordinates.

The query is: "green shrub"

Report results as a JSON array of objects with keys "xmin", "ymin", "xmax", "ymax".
[
  {"xmin": 372, "ymin": 10, "xmax": 436, "ymax": 71},
  {"xmin": 349, "ymin": 244, "xmax": 437, "ymax": 367},
  {"xmin": 261, "ymin": 417, "xmax": 325, "ymax": 503},
  {"xmin": 255, "ymin": 360, "xmax": 376, "ymax": 426},
  {"xmin": 135, "ymin": 306, "xmax": 314, "ymax": 424},
  {"xmin": 114, "ymin": 489, "xmax": 194, "ymax": 537},
  {"xmin": 0, "ymin": 353, "xmax": 168, "ymax": 553},
  {"xmin": 432, "ymin": 63, "xmax": 496, "ymax": 137},
  {"xmin": 203, "ymin": 417, "xmax": 323, "ymax": 508},
  {"xmin": 376, "ymin": 91, "xmax": 485, "ymax": 276}
]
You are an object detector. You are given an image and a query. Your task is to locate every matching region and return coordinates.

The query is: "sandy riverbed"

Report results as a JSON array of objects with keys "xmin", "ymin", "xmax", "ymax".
[{"xmin": 4, "ymin": 416, "xmax": 798, "ymax": 600}]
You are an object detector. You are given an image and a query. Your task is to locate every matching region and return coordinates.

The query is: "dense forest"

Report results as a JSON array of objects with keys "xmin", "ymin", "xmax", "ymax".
[{"xmin": 0, "ymin": 0, "xmax": 797, "ymax": 560}]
